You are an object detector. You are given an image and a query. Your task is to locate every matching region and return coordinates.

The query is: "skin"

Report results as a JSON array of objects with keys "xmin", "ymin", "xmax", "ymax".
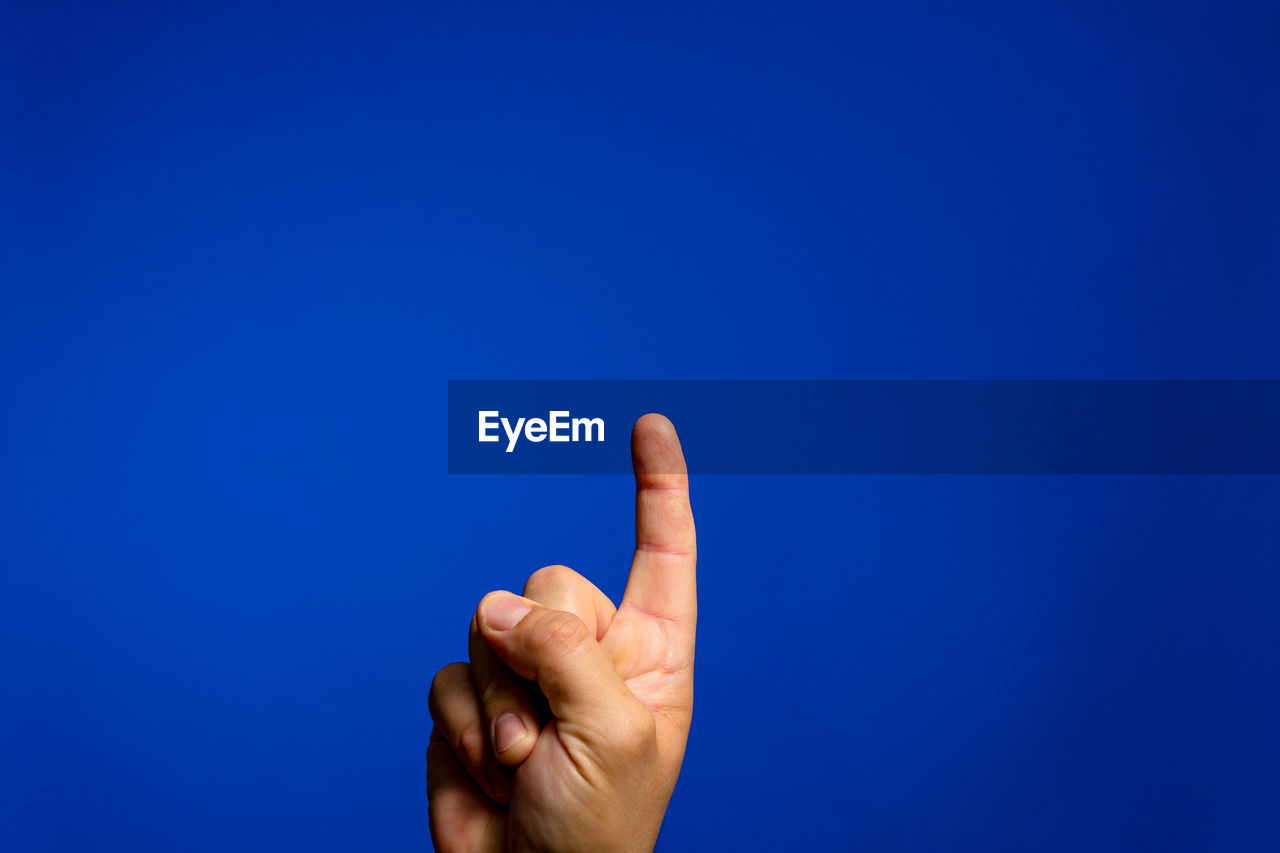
[{"xmin": 427, "ymin": 414, "xmax": 696, "ymax": 853}]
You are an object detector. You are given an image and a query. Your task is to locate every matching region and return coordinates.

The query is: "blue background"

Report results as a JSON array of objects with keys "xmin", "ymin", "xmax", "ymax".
[{"xmin": 3, "ymin": 1, "xmax": 1278, "ymax": 850}]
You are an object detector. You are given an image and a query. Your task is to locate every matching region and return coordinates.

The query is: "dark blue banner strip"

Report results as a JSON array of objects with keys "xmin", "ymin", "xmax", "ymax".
[{"xmin": 447, "ymin": 381, "xmax": 1280, "ymax": 474}]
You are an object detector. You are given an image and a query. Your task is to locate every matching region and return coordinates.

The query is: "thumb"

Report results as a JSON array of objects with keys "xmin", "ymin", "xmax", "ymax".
[{"xmin": 477, "ymin": 591, "xmax": 644, "ymax": 731}]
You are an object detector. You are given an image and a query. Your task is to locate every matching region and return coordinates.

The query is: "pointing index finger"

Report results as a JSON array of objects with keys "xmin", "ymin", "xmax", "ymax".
[{"xmin": 622, "ymin": 413, "xmax": 696, "ymax": 626}]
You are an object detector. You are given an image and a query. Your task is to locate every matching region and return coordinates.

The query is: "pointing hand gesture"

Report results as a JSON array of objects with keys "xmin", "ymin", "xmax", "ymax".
[{"xmin": 428, "ymin": 414, "xmax": 697, "ymax": 853}]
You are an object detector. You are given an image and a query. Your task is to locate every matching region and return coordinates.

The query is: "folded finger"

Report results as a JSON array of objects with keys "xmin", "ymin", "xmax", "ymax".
[
  {"xmin": 428, "ymin": 662, "xmax": 514, "ymax": 802},
  {"xmin": 522, "ymin": 564, "xmax": 616, "ymax": 639},
  {"xmin": 426, "ymin": 727, "xmax": 506, "ymax": 853},
  {"xmin": 468, "ymin": 619, "xmax": 541, "ymax": 766}
]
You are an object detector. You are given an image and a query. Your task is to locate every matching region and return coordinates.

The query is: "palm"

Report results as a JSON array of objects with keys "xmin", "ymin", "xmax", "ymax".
[
  {"xmin": 434, "ymin": 609, "xmax": 694, "ymax": 851},
  {"xmin": 501, "ymin": 615, "xmax": 689, "ymax": 848}
]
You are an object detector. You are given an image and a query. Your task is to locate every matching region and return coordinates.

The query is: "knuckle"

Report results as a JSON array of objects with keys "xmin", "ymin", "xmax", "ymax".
[
  {"xmin": 524, "ymin": 564, "xmax": 577, "ymax": 596},
  {"xmin": 428, "ymin": 662, "xmax": 468, "ymax": 710},
  {"xmin": 531, "ymin": 610, "xmax": 591, "ymax": 658},
  {"xmin": 455, "ymin": 720, "xmax": 487, "ymax": 762}
]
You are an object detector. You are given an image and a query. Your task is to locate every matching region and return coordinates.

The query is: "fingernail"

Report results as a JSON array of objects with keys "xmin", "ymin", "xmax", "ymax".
[
  {"xmin": 484, "ymin": 594, "xmax": 532, "ymax": 631},
  {"xmin": 493, "ymin": 712, "xmax": 528, "ymax": 754}
]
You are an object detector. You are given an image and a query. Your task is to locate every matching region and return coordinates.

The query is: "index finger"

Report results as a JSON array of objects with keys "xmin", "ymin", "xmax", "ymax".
[{"xmin": 620, "ymin": 413, "xmax": 696, "ymax": 626}]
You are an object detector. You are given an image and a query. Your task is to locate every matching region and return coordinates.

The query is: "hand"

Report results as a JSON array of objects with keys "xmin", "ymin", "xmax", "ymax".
[{"xmin": 427, "ymin": 414, "xmax": 696, "ymax": 853}]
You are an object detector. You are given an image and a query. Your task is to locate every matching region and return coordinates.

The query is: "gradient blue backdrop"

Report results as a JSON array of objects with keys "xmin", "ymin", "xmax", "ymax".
[{"xmin": 3, "ymin": 2, "xmax": 1278, "ymax": 850}]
